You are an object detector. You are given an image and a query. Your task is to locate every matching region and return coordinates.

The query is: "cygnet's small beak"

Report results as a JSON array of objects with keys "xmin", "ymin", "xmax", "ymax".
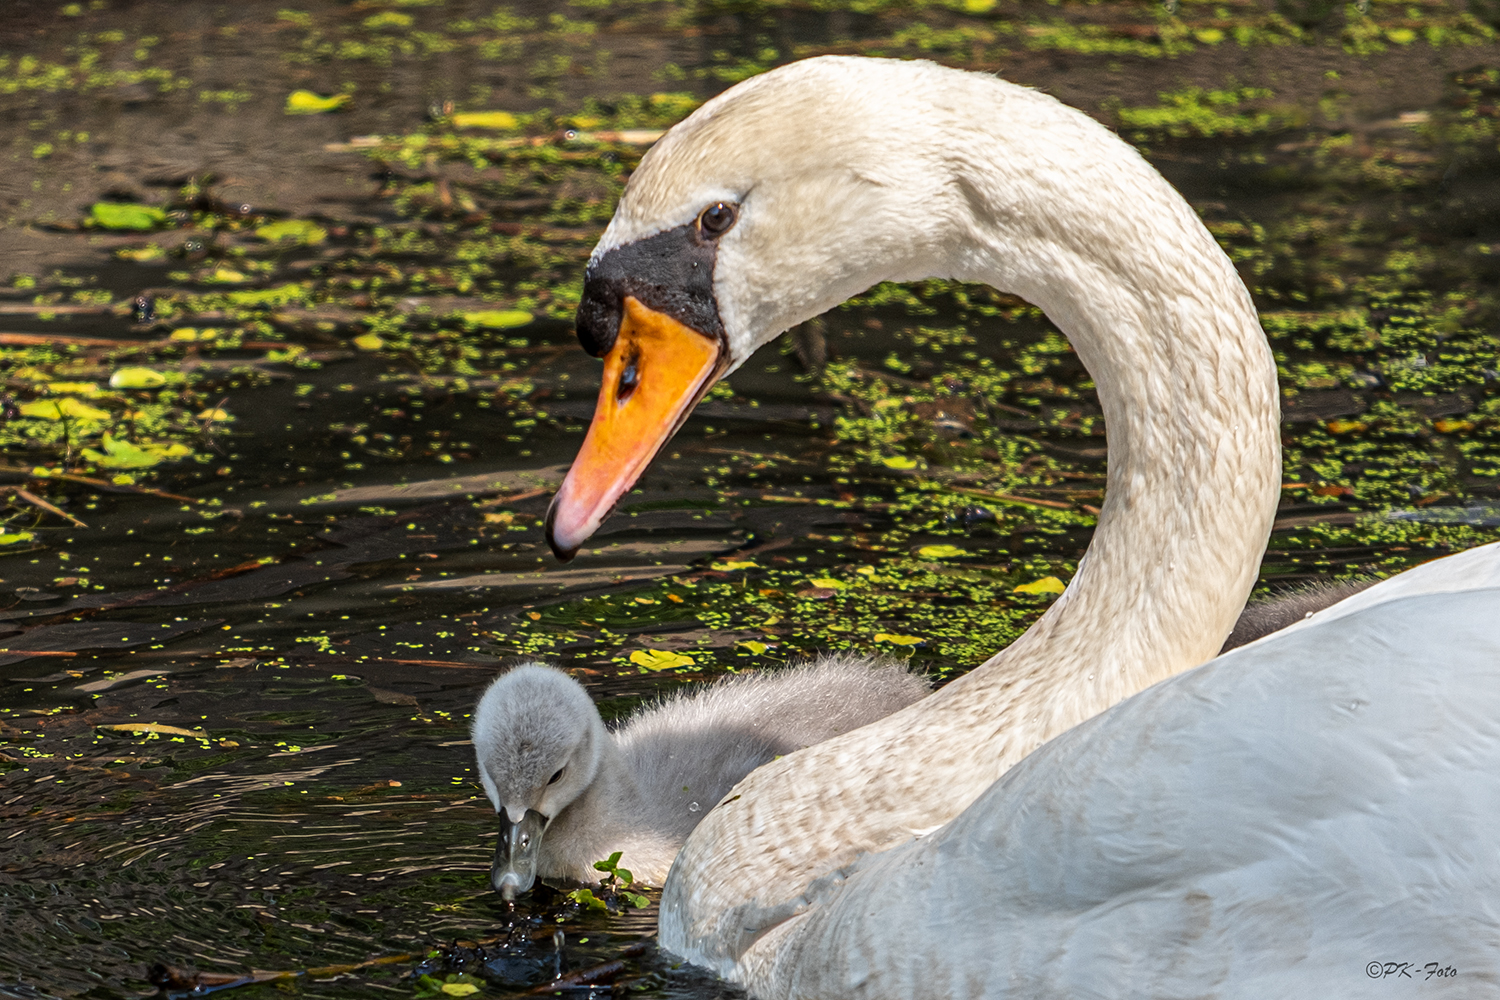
[
  {"xmin": 492, "ymin": 807, "xmax": 548, "ymax": 900},
  {"xmin": 545, "ymin": 296, "xmax": 724, "ymax": 561}
]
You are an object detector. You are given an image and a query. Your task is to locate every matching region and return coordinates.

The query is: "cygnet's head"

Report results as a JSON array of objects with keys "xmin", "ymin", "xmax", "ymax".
[{"xmin": 471, "ymin": 663, "xmax": 607, "ymax": 898}]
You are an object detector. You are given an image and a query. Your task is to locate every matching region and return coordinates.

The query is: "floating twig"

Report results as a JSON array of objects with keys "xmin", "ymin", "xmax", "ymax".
[
  {"xmin": 8, "ymin": 487, "xmax": 87, "ymax": 527},
  {"xmin": 0, "ymin": 465, "xmax": 198, "ymax": 503},
  {"xmin": 944, "ymin": 485, "xmax": 1075, "ymax": 511},
  {"xmin": 0, "ymin": 303, "xmax": 123, "ymax": 316},
  {"xmin": 526, "ymin": 959, "xmax": 628, "ymax": 994},
  {"xmin": 0, "ymin": 332, "xmax": 161, "ymax": 348},
  {"xmin": 475, "ymin": 487, "xmax": 549, "ymax": 508}
]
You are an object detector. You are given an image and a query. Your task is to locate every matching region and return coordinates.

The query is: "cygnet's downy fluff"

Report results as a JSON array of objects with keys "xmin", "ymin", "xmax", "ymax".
[
  {"xmin": 1219, "ymin": 578, "xmax": 1375, "ymax": 652},
  {"xmin": 471, "ymin": 656, "xmax": 928, "ymax": 897}
]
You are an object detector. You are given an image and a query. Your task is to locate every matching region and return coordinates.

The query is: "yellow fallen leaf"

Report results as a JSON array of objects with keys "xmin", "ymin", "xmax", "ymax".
[
  {"xmin": 352, "ymin": 333, "xmax": 385, "ymax": 351},
  {"xmin": 630, "ymin": 649, "xmax": 695, "ymax": 671},
  {"xmin": 874, "ymin": 633, "xmax": 924, "ymax": 645},
  {"xmin": 46, "ymin": 382, "xmax": 99, "ymax": 394},
  {"xmin": 98, "ymin": 723, "xmax": 207, "ymax": 738},
  {"xmin": 0, "ymin": 531, "xmax": 36, "ymax": 546},
  {"xmin": 738, "ymin": 640, "xmax": 770, "ymax": 655},
  {"xmin": 917, "ymin": 544, "xmax": 966, "ymax": 559},
  {"xmin": 451, "ymin": 111, "xmax": 519, "ymax": 130},
  {"xmin": 881, "ymin": 455, "xmax": 919, "ymax": 470},
  {"xmin": 196, "ymin": 408, "xmax": 233, "ymax": 422},
  {"xmin": 710, "ymin": 560, "xmax": 758, "ymax": 571},
  {"xmin": 109, "ymin": 366, "xmax": 169, "ymax": 389},
  {"xmin": 808, "ymin": 577, "xmax": 846, "ymax": 589},
  {"xmin": 285, "ymin": 90, "xmax": 351, "ymax": 114},
  {"xmin": 462, "ymin": 309, "xmax": 533, "ymax": 330},
  {"xmin": 1014, "ymin": 576, "xmax": 1067, "ymax": 595},
  {"xmin": 440, "ymin": 984, "xmax": 480, "ymax": 997}
]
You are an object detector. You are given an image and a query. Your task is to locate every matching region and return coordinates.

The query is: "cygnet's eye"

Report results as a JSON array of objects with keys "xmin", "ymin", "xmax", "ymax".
[
  {"xmin": 697, "ymin": 202, "xmax": 736, "ymax": 238},
  {"xmin": 548, "ymin": 768, "xmax": 564, "ymax": 785}
]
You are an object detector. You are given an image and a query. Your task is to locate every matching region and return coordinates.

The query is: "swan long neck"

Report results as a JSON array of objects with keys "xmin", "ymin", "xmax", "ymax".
[{"xmin": 925, "ymin": 97, "xmax": 1282, "ymax": 717}]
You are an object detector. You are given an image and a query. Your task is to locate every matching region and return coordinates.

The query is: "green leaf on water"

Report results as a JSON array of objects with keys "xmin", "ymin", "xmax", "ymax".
[
  {"xmin": 566, "ymin": 887, "xmax": 608, "ymax": 911},
  {"xmin": 880, "ymin": 455, "xmax": 919, "ymax": 470},
  {"xmin": 109, "ymin": 367, "xmax": 169, "ymax": 390},
  {"xmin": 352, "ymin": 333, "xmax": 385, "ymax": 350},
  {"xmin": 89, "ymin": 202, "xmax": 167, "ymax": 231},
  {"xmin": 285, "ymin": 90, "xmax": 350, "ymax": 114},
  {"xmin": 81, "ymin": 435, "xmax": 192, "ymax": 469},
  {"xmin": 916, "ymin": 544, "xmax": 966, "ymax": 559},
  {"xmin": 461, "ymin": 309, "xmax": 533, "ymax": 330},
  {"xmin": 0, "ymin": 531, "xmax": 36, "ymax": 546},
  {"xmin": 19, "ymin": 397, "xmax": 111, "ymax": 421},
  {"xmin": 255, "ymin": 219, "xmax": 327, "ymax": 244}
]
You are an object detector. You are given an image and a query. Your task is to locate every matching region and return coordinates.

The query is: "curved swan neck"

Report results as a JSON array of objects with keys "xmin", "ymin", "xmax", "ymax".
[
  {"xmin": 616, "ymin": 60, "xmax": 1281, "ymax": 687},
  {"xmin": 935, "ymin": 96, "xmax": 1282, "ymax": 698}
]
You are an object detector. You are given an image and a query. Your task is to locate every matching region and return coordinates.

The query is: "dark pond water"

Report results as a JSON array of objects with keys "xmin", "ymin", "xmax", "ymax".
[{"xmin": 4, "ymin": 1, "xmax": 1500, "ymax": 997}]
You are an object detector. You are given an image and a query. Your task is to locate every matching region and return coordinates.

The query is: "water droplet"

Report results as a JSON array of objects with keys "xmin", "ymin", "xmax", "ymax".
[{"xmin": 688, "ymin": 801, "xmax": 700, "ymax": 812}]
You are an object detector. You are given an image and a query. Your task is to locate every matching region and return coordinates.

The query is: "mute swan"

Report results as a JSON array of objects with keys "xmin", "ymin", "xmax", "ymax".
[
  {"xmin": 537, "ymin": 55, "xmax": 1499, "ymax": 994},
  {"xmin": 741, "ymin": 549, "xmax": 1500, "ymax": 997},
  {"xmin": 471, "ymin": 657, "xmax": 926, "ymax": 895}
]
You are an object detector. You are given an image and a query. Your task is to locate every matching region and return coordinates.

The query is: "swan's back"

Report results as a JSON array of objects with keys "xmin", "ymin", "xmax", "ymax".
[
  {"xmin": 750, "ymin": 546, "xmax": 1500, "ymax": 998},
  {"xmin": 618, "ymin": 657, "xmax": 927, "ymax": 840}
]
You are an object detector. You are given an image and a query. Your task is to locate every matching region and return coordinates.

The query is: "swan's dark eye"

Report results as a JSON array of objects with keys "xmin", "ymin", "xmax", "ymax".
[
  {"xmin": 697, "ymin": 202, "xmax": 736, "ymax": 238},
  {"xmin": 548, "ymin": 768, "xmax": 564, "ymax": 785}
]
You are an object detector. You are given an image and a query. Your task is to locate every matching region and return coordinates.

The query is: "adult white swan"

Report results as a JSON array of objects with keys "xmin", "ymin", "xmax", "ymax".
[{"xmin": 541, "ymin": 56, "xmax": 1500, "ymax": 994}]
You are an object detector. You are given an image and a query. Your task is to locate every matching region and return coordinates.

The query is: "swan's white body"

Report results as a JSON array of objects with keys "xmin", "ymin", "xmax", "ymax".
[
  {"xmin": 540, "ymin": 55, "xmax": 1500, "ymax": 996},
  {"xmin": 757, "ymin": 546, "xmax": 1500, "ymax": 998}
]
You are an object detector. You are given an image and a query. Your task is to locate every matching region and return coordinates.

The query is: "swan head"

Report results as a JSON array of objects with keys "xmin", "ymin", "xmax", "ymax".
[
  {"xmin": 471, "ymin": 663, "xmax": 608, "ymax": 898},
  {"xmin": 547, "ymin": 56, "xmax": 962, "ymax": 557}
]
